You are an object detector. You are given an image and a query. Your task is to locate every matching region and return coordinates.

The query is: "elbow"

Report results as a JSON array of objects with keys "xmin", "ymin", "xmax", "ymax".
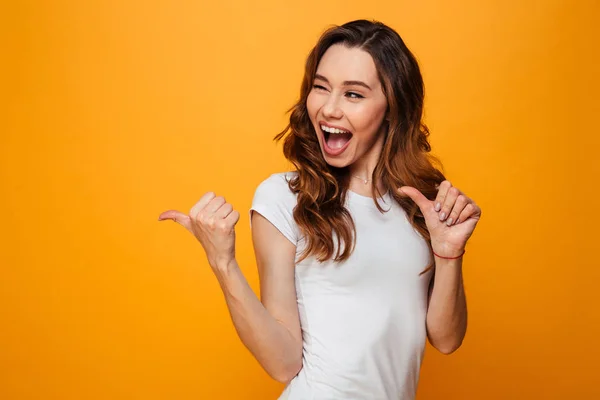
[
  {"xmin": 437, "ymin": 344, "xmax": 459, "ymax": 355},
  {"xmin": 271, "ymin": 358, "xmax": 303, "ymax": 383},
  {"xmin": 435, "ymin": 338, "xmax": 464, "ymax": 355},
  {"xmin": 429, "ymin": 328, "xmax": 465, "ymax": 355},
  {"xmin": 428, "ymin": 318, "xmax": 467, "ymax": 355}
]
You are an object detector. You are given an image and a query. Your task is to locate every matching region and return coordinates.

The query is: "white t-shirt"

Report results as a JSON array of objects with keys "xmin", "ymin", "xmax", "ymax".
[{"xmin": 250, "ymin": 171, "xmax": 434, "ymax": 400}]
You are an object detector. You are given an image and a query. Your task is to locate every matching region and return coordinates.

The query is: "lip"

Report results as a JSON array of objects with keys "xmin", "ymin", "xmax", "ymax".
[
  {"xmin": 318, "ymin": 120, "xmax": 351, "ymax": 133},
  {"xmin": 318, "ymin": 120, "xmax": 352, "ymax": 157}
]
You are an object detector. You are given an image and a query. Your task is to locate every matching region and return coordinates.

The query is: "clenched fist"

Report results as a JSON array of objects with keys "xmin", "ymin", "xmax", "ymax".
[{"xmin": 158, "ymin": 192, "xmax": 240, "ymax": 271}]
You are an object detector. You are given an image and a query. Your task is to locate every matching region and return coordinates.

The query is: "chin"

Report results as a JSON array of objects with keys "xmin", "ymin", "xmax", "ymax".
[
  {"xmin": 323, "ymin": 157, "xmax": 350, "ymax": 168},
  {"xmin": 320, "ymin": 147, "xmax": 353, "ymax": 168}
]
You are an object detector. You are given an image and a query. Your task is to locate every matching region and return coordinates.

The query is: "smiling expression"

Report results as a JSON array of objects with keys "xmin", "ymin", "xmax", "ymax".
[{"xmin": 306, "ymin": 44, "xmax": 388, "ymax": 169}]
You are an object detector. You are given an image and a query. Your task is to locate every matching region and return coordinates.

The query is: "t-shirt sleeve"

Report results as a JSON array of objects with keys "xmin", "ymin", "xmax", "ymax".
[{"xmin": 249, "ymin": 173, "xmax": 299, "ymax": 246}]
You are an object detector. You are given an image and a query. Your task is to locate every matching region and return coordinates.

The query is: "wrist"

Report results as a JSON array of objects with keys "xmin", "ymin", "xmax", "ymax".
[
  {"xmin": 212, "ymin": 258, "xmax": 239, "ymax": 290},
  {"xmin": 213, "ymin": 257, "xmax": 237, "ymax": 274},
  {"xmin": 432, "ymin": 245, "xmax": 465, "ymax": 259}
]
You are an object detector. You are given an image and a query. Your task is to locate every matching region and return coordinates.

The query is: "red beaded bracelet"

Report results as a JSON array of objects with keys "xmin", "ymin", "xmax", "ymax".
[{"xmin": 433, "ymin": 248, "xmax": 466, "ymax": 259}]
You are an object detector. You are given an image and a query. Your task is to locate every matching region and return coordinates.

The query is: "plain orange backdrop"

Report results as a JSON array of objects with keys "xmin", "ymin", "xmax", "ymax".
[{"xmin": 2, "ymin": 1, "xmax": 599, "ymax": 399}]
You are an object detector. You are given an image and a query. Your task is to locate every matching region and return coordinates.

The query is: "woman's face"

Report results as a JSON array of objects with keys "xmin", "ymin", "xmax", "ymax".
[{"xmin": 306, "ymin": 44, "xmax": 388, "ymax": 169}]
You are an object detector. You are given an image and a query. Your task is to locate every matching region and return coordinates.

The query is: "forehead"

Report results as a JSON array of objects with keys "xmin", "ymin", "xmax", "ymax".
[{"xmin": 316, "ymin": 44, "xmax": 380, "ymax": 87}]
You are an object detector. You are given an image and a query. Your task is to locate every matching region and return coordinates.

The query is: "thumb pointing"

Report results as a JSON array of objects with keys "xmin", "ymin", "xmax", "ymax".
[
  {"xmin": 158, "ymin": 210, "xmax": 192, "ymax": 231},
  {"xmin": 397, "ymin": 186, "xmax": 428, "ymax": 210}
]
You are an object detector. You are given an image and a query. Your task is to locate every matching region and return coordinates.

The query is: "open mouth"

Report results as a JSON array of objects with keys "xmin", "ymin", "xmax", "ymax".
[{"xmin": 320, "ymin": 124, "xmax": 353, "ymax": 154}]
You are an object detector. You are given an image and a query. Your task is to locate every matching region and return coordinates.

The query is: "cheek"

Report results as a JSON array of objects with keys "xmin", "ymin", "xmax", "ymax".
[{"xmin": 351, "ymin": 104, "xmax": 385, "ymax": 133}]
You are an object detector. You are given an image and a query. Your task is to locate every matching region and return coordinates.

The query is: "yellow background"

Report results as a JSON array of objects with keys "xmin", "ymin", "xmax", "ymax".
[{"xmin": 2, "ymin": 1, "xmax": 599, "ymax": 399}]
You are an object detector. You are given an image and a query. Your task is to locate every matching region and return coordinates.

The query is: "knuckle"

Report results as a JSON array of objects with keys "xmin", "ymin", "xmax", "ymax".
[
  {"xmin": 207, "ymin": 218, "xmax": 217, "ymax": 229},
  {"xmin": 197, "ymin": 212, "xmax": 211, "ymax": 226}
]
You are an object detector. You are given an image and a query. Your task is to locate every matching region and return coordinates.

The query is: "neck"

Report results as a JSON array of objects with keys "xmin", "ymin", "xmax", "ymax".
[
  {"xmin": 348, "ymin": 131, "xmax": 385, "ymax": 194},
  {"xmin": 348, "ymin": 174, "xmax": 387, "ymax": 196},
  {"xmin": 348, "ymin": 163, "xmax": 387, "ymax": 198}
]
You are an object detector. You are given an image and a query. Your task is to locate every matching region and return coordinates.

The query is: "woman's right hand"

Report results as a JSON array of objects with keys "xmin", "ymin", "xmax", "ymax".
[{"xmin": 158, "ymin": 192, "xmax": 240, "ymax": 271}]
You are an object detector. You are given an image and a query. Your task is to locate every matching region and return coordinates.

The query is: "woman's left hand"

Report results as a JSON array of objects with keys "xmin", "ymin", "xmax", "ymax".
[{"xmin": 398, "ymin": 181, "xmax": 481, "ymax": 258}]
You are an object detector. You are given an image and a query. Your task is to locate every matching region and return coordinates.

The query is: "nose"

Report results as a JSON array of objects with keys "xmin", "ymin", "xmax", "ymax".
[{"xmin": 322, "ymin": 94, "xmax": 343, "ymax": 119}]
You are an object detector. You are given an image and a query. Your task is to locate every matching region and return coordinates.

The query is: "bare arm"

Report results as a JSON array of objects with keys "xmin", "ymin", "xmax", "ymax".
[
  {"xmin": 215, "ymin": 211, "xmax": 302, "ymax": 382},
  {"xmin": 159, "ymin": 193, "xmax": 302, "ymax": 383},
  {"xmin": 425, "ymin": 255, "xmax": 467, "ymax": 354},
  {"xmin": 398, "ymin": 180, "xmax": 477, "ymax": 355}
]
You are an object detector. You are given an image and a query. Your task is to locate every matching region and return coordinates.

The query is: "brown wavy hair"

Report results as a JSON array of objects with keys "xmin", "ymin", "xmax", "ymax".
[{"xmin": 274, "ymin": 19, "xmax": 446, "ymax": 275}]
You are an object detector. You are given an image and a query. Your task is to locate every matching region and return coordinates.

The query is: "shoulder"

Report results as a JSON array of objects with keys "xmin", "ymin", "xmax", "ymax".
[
  {"xmin": 250, "ymin": 171, "xmax": 300, "ymax": 244},
  {"xmin": 254, "ymin": 171, "xmax": 298, "ymax": 199},
  {"xmin": 259, "ymin": 171, "xmax": 298, "ymax": 187}
]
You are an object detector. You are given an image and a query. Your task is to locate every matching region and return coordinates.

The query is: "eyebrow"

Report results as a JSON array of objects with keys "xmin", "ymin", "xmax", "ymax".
[{"xmin": 314, "ymin": 74, "xmax": 372, "ymax": 90}]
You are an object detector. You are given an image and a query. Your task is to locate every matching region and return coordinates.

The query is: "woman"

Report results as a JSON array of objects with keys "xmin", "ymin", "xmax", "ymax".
[{"xmin": 159, "ymin": 19, "xmax": 481, "ymax": 400}]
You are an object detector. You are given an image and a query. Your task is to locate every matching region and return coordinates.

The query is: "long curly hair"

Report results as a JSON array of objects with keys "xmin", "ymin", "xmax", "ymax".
[{"xmin": 274, "ymin": 19, "xmax": 446, "ymax": 275}]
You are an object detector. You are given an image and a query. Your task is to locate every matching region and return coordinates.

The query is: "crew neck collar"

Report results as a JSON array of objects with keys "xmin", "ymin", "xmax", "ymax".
[{"xmin": 347, "ymin": 189, "xmax": 392, "ymax": 207}]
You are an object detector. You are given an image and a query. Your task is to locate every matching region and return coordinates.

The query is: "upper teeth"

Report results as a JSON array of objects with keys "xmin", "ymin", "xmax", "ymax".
[{"xmin": 321, "ymin": 125, "xmax": 349, "ymax": 134}]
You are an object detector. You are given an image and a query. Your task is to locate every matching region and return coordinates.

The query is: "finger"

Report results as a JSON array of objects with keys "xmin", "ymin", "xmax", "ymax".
[
  {"xmin": 193, "ymin": 196, "xmax": 226, "ymax": 228},
  {"xmin": 214, "ymin": 202, "xmax": 233, "ymax": 219},
  {"xmin": 397, "ymin": 186, "xmax": 433, "ymax": 215},
  {"xmin": 455, "ymin": 203, "xmax": 473, "ymax": 224},
  {"xmin": 434, "ymin": 180, "xmax": 452, "ymax": 212},
  {"xmin": 204, "ymin": 196, "xmax": 226, "ymax": 214},
  {"xmin": 446, "ymin": 195, "xmax": 469, "ymax": 226},
  {"xmin": 439, "ymin": 186, "xmax": 460, "ymax": 222},
  {"xmin": 457, "ymin": 202, "xmax": 482, "ymax": 223},
  {"xmin": 158, "ymin": 210, "xmax": 193, "ymax": 231},
  {"xmin": 190, "ymin": 192, "xmax": 216, "ymax": 219},
  {"xmin": 223, "ymin": 210, "xmax": 240, "ymax": 227}
]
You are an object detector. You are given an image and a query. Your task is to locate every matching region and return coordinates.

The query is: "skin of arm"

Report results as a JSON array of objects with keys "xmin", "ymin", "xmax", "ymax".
[
  {"xmin": 398, "ymin": 180, "xmax": 479, "ymax": 355},
  {"xmin": 213, "ymin": 211, "xmax": 303, "ymax": 383},
  {"xmin": 425, "ymin": 254, "xmax": 468, "ymax": 354}
]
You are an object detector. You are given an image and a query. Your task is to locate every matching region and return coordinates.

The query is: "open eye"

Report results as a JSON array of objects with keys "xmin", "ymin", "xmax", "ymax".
[{"xmin": 346, "ymin": 92, "xmax": 364, "ymax": 99}]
